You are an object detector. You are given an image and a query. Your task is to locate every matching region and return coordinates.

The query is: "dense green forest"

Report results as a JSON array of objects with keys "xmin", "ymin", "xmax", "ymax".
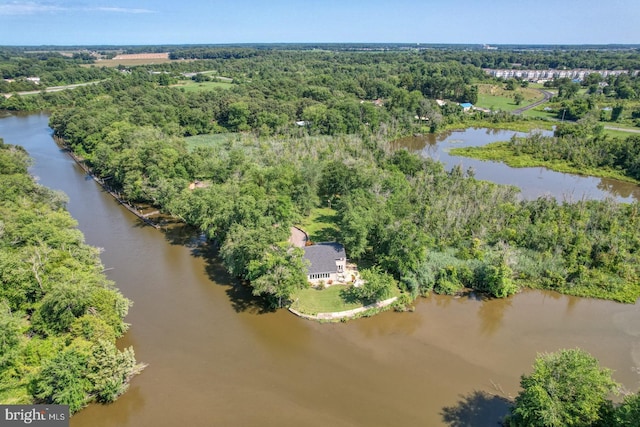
[
  {"xmin": 1, "ymin": 46, "xmax": 638, "ymax": 305},
  {"xmin": 0, "ymin": 140, "xmax": 143, "ymax": 411},
  {"xmin": 2, "ymin": 46, "xmax": 640, "ymax": 414}
]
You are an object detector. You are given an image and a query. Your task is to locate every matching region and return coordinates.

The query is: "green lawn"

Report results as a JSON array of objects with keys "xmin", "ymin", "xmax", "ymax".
[
  {"xmin": 297, "ymin": 207, "xmax": 340, "ymax": 242},
  {"xmin": 290, "ymin": 285, "xmax": 401, "ymax": 315},
  {"xmin": 602, "ymin": 127, "xmax": 640, "ymax": 138},
  {"xmin": 290, "ymin": 285, "xmax": 363, "ymax": 314}
]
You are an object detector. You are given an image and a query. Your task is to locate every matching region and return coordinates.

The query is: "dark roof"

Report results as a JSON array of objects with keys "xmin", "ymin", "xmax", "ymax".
[{"xmin": 303, "ymin": 243, "xmax": 346, "ymax": 275}]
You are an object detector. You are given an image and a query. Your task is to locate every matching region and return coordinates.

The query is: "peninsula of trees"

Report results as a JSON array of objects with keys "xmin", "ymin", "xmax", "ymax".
[{"xmin": 3, "ymin": 45, "xmax": 639, "ymax": 306}]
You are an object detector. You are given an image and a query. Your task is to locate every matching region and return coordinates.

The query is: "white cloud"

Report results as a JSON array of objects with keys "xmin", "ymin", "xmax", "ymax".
[
  {"xmin": 0, "ymin": 1, "xmax": 64, "ymax": 15},
  {"xmin": 0, "ymin": 1, "xmax": 155, "ymax": 15}
]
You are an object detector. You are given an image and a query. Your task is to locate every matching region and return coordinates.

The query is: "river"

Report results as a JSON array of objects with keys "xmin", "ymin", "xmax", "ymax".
[{"xmin": 1, "ymin": 113, "xmax": 639, "ymax": 426}]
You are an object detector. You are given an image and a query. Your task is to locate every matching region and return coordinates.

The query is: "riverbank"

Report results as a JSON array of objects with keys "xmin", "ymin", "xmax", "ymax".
[
  {"xmin": 54, "ymin": 137, "xmax": 163, "ymax": 229},
  {"xmin": 450, "ymin": 141, "xmax": 640, "ymax": 185},
  {"xmin": 433, "ymin": 118, "xmax": 554, "ymax": 135}
]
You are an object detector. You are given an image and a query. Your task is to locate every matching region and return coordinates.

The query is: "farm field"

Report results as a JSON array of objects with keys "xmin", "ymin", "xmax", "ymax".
[{"xmin": 87, "ymin": 53, "xmax": 178, "ymax": 67}]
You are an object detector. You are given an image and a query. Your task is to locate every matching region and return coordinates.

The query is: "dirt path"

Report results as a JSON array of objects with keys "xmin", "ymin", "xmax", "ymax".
[
  {"xmin": 604, "ymin": 126, "xmax": 640, "ymax": 134},
  {"xmin": 3, "ymin": 80, "xmax": 105, "ymax": 98}
]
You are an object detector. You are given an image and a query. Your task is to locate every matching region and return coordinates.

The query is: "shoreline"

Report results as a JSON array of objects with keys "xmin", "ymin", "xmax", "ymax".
[
  {"xmin": 289, "ymin": 296, "xmax": 398, "ymax": 322},
  {"xmin": 54, "ymin": 137, "xmax": 162, "ymax": 229}
]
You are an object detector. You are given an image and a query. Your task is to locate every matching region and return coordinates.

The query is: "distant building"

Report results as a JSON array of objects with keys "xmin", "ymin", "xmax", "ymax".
[
  {"xmin": 483, "ymin": 68, "xmax": 638, "ymax": 83},
  {"xmin": 460, "ymin": 103, "xmax": 473, "ymax": 112},
  {"xmin": 303, "ymin": 243, "xmax": 347, "ymax": 284}
]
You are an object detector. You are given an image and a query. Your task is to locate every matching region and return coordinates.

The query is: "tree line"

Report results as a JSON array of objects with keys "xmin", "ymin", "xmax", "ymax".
[{"xmin": 0, "ymin": 139, "xmax": 143, "ymax": 412}]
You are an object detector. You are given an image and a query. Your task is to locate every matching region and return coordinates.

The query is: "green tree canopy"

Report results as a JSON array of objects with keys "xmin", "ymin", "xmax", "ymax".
[{"xmin": 508, "ymin": 348, "xmax": 619, "ymax": 427}]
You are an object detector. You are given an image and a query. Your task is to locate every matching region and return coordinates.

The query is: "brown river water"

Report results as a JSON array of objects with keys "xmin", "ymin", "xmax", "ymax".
[{"xmin": 1, "ymin": 113, "xmax": 639, "ymax": 426}]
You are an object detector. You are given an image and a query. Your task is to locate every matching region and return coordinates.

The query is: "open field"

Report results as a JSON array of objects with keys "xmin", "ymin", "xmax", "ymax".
[
  {"xmin": 85, "ymin": 53, "xmax": 180, "ymax": 67},
  {"xmin": 113, "ymin": 53, "xmax": 169, "ymax": 60},
  {"xmin": 476, "ymin": 83, "xmax": 545, "ymax": 111},
  {"xmin": 602, "ymin": 124, "xmax": 640, "ymax": 137},
  {"xmin": 172, "ymin": 79, "xmax": 233, "ymax": 92},
  {"xmin": 184, "ymin": 133, "xmax": 236, "ymax": 150},
  {"xmin": 522, "ymin": 108, "xmax": 556, "ymax": 119}
]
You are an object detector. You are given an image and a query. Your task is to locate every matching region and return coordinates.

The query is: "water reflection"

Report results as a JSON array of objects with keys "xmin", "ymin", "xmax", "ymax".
[
  {"xmin": 597, "ymin": 177, "xmax": 640, "ymax": 200},
  {"xmin": 477, "ymin": 296, "xmax": 513, "ymax": 337},
  {"xmin": 394, "ymin": 128, "xmax": 640, "ymax": 203}
]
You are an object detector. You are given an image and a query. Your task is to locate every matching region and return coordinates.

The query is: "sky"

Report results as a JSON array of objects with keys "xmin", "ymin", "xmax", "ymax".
[{"xmin": 0, "ymin": 0, "xmax": 639, "ymax": 46}]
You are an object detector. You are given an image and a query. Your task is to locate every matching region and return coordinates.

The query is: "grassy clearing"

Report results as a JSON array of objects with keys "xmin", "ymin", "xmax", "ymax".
[
  {"xmin": 184, "ymin": 133, "xmax": 236, "ymax": 150},
  {"xmin": 522, "ymin": 108, "xmax": 557, "ymax": 120},
  {"xmin": 475, "ymin": 84, "xmax": 544, "ymax": 112},
  {"xmin": 172, "ymin": 79, "xmax": 233, "ymax": 92},
  {"xmin": 602, "ymin": 127, "xmax": 640, "ymax": 138},
  {"xmin": 450, "ymin": 141, "xmax": 640, "ymax": 184},
  {"xmin": 297, "ymin": 207, "xmax": 340, "ymax": 242}
]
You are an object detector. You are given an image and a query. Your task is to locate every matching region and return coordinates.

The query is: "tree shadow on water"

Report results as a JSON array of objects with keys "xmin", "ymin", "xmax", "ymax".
[
  {"xmin": 162, "ymin": 227, "xmax": 275, "ymax": 315},
  {"xmin": 441, "ymin": 390, "xmax": 512, "ymax": 427}
]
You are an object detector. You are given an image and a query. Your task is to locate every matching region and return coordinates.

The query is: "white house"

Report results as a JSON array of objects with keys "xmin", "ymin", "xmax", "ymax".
[{"xmin": 303, "ymin": 243, "xmax": 347, "ymax": 284}]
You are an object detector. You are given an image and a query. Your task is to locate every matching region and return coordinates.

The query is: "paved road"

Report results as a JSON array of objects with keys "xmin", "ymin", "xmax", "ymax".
[
  {"xmin": 512, "ymin": 89, "xmax": 554, "ymax": 114},
  {"xmin": 2, "ymin": 80, "xmax": 104, "ymax": 98}
]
